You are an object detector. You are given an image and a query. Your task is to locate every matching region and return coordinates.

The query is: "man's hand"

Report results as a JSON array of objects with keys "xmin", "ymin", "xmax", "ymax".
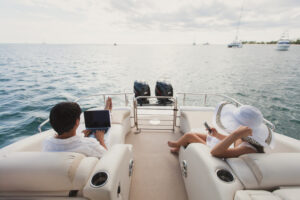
[
  {"xmin": 234, "ymin": 126, "xmax": 252, "ymax": 138},
  {"xmin": 82, "ymin": 129, "xmax": 91, "ymax": 137}
]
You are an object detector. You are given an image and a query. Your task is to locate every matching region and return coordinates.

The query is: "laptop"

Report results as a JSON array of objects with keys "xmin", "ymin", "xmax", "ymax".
[{"xmin": 84, "ymin": 110, "xmax": 111, "ymax": 134}]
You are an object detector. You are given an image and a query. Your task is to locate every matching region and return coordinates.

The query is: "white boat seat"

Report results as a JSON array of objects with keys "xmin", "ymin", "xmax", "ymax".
[
  {"xmin": 179, "ymin": 143, "xmax": 244, "ymax": 200},
  {"xmin": 179, "ymin": 107, "xmax": 215, "ymax": 133},
  {"xmin": 235, "ymin": 190, "xmax": 280, "ymax": 200},
  {"xmin": 235, "ymin": 187, "xmax": 300, "ymax": 200},
  {"xmin": 0, "ymin": 152, "xmax": 97, "ymax": 192},
  {"xmin": 227, "ymin": 153, "xmax": 300, "ymax": 190},
  {"xmin": 273, "ymin": 187, "xmax": 300, "ymax": 200},
  {"xmin": 1, "ymin": 108, "xmax": 132, "ymax": 154},
  {"xmin": 111, "ymin": 108, "xmax": 131, "ymax": 124},
  {"xmin": 0, "ymin": 144, "xmax": 133, "ymax": 200}
]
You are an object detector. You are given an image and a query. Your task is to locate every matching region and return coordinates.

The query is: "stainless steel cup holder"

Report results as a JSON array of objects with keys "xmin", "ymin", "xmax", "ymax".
[
  {"xmin": 216, "ymin": 169, "xmax": 234, "ymax": 183},
  {"xmin": 90, "ymin": 172, "xmax": 108, "ymax": 187}
]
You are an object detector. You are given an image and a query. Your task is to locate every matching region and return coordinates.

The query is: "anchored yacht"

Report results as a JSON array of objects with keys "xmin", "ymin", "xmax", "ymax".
[
  {"xmin": 276, "ymin": 32, "xmax": 290, "ymax": 51},
  {"xmin": 0, "ymin": 82, "xmax": 300, "ymax": 200}
]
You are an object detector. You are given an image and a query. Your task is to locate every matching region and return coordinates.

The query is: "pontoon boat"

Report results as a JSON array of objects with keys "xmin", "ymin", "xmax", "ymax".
[{"xmin": 1, "ymin": 89, "xmax": 300, "ymax": 200}]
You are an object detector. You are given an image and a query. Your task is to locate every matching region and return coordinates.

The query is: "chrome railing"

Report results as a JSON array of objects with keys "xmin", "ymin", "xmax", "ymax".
[
  {"xmin": 38, "ymin": 92, "xmax": 133, "ymax": 133},
  {"xmin": 177, "ymin": 92, "xmax": 275, "ymax": 130},
  {"xmin": 38, "ymin": 92, "xmax": 275, "ymax": 133},
  {"xmin": 177, "ymin": 92, "xmax": 243, "ymax": 107},
  {"xmin": 134, "ymin": 96, "xmax": 178, "ymax": 132}
]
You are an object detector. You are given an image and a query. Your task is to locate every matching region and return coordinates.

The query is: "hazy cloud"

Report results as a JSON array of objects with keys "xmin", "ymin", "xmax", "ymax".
[
  {"xmin": 107, "ymin": 0, "xmax": 300, "ymax": 31},
  {"xmin": 0, "ymin": 0, "xmax": 299, "ymax": 43}
]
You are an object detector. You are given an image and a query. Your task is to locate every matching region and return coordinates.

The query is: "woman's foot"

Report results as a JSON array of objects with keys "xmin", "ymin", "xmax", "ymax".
[
  {"xmin": 170, "ymin": 147, "xmax": 180, "ymax": 153},
  {"xmin": 168, "ymin": 141, "xmax": 178, "ymax": 148},
  {"xmin": 104, "ymin": 97, "xmax": 112, "ymax": 111}
]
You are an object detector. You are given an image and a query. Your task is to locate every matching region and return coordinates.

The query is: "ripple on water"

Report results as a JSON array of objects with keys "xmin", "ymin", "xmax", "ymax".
[{"xmin": 270, "ymin": 105, "xmax": 290, "ymax": 112}]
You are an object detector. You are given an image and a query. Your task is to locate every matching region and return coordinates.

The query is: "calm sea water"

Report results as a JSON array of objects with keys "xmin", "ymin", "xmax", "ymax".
[{"xmin": 0, "ymin": 44, "xmax": 299, "ymax": 148}]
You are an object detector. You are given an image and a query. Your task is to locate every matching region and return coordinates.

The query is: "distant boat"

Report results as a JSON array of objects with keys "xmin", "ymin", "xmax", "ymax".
[
  {"xmin": 203, "ymin": 42, "xmax": 209, "ymax": 46},
  {"xmin": 276, "ymin": 32, "xmax": 290, "ymax": 51},
  {"xmin": 228, "ymin": 0, "xmax": 244, "ymax": 48},
  {"xmin": 228, "ymin": 41, "xmax": 243, "ymax": 48},
  {"xmin": 114, "ymin": 43, "xmax": 117, "ymax": 46},
  {"xmin": 192, "ymin": 42, "xmax": 196, "ymax": 46}
]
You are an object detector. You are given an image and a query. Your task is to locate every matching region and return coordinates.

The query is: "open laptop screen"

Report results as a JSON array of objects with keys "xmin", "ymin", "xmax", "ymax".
[{"xmin": 84, "ymin": 110, "xmax": 111, "ymax": 129}]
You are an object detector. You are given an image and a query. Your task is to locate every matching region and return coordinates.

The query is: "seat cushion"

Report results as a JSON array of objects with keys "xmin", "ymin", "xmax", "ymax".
[
  {"xmin": 235, "ymin": 190, "xmax": 281, "ymax": 200},
  {"xmin": 0, "ymin": 152, "xmax": 98, "ymax": 192},
  {"xmin": 235, "ymin": 188, "xmax": 300, "ymax": 200},
  {"xmin": 111, "ymin": 108, "xmax": 131, "ymax": 124},
  {"xmin": 227, "ymin": 153, "xmax": 300, "ymax": 189},
  {"xmin": 179, "ymin": 108, "xmax": 215, "ymax": 133},
  {"xmin": 273, "ymin": 187, "xmax": 300, "ymax": 200}
]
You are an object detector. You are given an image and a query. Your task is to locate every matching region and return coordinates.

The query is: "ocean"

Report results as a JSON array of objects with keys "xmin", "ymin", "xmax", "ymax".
[{"xmin": 0, "ymin": 44, "xmax": 299, "ymax": 148}]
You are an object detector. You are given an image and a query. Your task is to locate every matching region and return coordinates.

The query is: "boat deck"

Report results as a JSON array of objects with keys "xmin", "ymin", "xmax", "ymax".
[{"xmin": 126, "ymin": 128, "xmax": 188, "ymax": 200}]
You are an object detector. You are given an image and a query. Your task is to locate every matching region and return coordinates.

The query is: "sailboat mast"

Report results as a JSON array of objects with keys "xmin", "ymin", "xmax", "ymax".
[{"xmin": 235, "ymin": 0, "xmax": 245, "ymax": 41}]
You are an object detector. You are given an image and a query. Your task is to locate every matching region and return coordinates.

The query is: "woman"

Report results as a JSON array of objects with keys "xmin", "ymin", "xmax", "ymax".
[{"xmin": 168, "ymin": 102, "xmax": 274, "ymax": 158}]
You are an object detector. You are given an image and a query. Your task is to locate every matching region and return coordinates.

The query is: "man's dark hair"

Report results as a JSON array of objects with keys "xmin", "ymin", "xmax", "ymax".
[{"xmin": 49, "ymin": 102, "xmax": 82, "ymax": 135}]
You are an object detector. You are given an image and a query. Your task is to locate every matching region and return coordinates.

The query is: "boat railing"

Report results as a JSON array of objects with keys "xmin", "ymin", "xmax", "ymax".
[
  {"xmin": 38, "ymin": 92, "xmax": 275, "ymax": 133},
  {"xmin": 176, "ymin": 92, "xmax": 275, "ymax": 130},
  {"xmin": 38, "ymin": 92, "xmax": 134, "ymax": 133},
  {"xmin": 133, "ymin": 96, "xmax": 178, "ymax": 132}
]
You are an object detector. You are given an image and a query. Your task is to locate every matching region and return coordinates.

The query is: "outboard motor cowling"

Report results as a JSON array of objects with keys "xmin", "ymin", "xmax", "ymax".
[
  {"xmin": 134, "ymin": 80, "xmax": 151, "ymax": 105},
  {"xmin": 155, "ymin": 81, "xmax": 173, "ymax": 104}
]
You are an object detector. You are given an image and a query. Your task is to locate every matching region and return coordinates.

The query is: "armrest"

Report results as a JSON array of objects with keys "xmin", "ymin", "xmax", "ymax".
[
  {"xmin": 83, "ymin": 144, "xmax": 133, "ymax": 200},
  {"xmin": 179, "ymin": 143, "xmax": 243, "ymax": 200}
]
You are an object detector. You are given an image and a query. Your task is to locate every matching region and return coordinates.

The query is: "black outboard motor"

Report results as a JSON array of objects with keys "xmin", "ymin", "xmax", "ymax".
[
  {"xmin": 134, "ymin": 80, "xmax": 151, "ymax": 105},
  {"xmin": 155, "ymin": 81, "xmax": 173, "ymax": 104}
]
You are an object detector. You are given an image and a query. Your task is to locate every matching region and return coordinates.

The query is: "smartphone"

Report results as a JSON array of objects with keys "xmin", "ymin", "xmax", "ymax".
[{"xmin": 204, "ymin": 122, "xmax": 212, "ymax": 134}]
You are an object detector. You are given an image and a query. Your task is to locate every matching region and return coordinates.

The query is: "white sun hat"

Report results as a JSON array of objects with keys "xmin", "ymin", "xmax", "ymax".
[{"xmin": 212, "ymin": 102, "xmax": 275, "ymax": 148}]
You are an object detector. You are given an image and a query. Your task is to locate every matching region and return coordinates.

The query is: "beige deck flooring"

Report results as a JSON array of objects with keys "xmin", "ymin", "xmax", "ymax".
[{"xmin": 126, "ymin": 128, "xmax": 188, "ymax": 200}]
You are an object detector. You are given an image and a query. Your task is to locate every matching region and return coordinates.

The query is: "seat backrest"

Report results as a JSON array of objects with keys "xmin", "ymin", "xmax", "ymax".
[
  {"xmin": 0, "ymin": 152, "xmax": 98, "ymax": 193},
  {"xmin": 227, "ymin": 153, "xmax": 300, "ymax": 189}
]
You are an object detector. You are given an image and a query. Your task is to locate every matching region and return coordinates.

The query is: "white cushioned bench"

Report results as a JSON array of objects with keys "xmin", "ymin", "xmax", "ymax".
[
  {"xmin": 179, "ymin": 106, "xmax": 215, "ymax": 133},
  {"xmin": 235, "ymin": 187, "xmax": 300, "ymax": 200},
  {"xmin": 227, "ymin": 153, "xmax": 300, "ymax": 190},
  {"xmin": 1, "ymin": 107, "xmax": 132, "ymax": 154},
  {"xmin": 0, "ymin": 144, "xmax": 133, "ymax": 200}
]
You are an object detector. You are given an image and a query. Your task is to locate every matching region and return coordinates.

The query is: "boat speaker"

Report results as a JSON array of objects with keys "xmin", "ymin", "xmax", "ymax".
[
  {"xmin": 134, "ymin": 80, "xmax": 151, "ymax": 105},
  {"xmin": 155, "ymin": 81, "xmax": 173, "ymax": 105}
]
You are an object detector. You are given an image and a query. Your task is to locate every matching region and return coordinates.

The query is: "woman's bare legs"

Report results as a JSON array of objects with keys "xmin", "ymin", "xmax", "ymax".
[
  {"xmin": 104, "ymin": 97, "xmax": 112, "ymax": 111},
  {"xmin": 168, "ymin": 133, "xmax": 207, "ymax": 153}
]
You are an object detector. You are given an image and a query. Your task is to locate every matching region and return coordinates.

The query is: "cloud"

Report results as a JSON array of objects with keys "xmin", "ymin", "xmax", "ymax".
[
  {"xmin": 105, "ymin": 0, "xmax": 300, "ymax": 31},
  {"xmin": 0, "ymin": 0, "xmax": 299, "ymax": 43}
]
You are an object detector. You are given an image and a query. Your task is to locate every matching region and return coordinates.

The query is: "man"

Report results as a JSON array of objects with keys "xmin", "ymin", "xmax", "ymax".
[{"xmin": 42, "ymin": 98, "xmax": 112, "ymax": 158}]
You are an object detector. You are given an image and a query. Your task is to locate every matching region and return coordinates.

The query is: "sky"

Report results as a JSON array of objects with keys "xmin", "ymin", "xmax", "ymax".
[{"xmin": 0, "ymin": 0, "xmax": 299, "ymax": 44}]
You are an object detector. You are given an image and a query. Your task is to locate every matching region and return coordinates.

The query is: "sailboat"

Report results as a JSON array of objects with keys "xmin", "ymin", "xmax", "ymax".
[{"xmin": 228, "ymin": 0, "xmax": 244, "ymax": 48}]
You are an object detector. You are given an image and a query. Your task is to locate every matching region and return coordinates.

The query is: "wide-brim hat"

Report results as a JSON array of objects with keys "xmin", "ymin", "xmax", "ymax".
[{"xmin": 212, "ymin": 102, "xmax": 275, "ymax": 148}]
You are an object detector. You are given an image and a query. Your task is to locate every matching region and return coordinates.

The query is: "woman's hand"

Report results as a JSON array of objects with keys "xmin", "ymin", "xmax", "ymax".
[
  {"xmin": 234, "ymin": 126, "xmax": 252, "ymax": 138},
  {"xmin": 210, "ymin": 127, "xmax": 219, "ymax": 137},
  {"xmin": 82, "ymin": 129, "xmax": 91, "ymax": 137}
]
